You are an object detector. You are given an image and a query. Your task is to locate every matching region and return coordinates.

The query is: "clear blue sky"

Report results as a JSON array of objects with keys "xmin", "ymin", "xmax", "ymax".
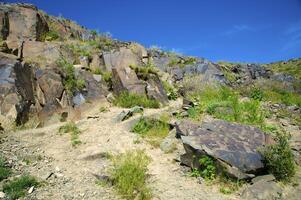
[{"xmin": 4, "ymin": 0, "xmax": 301, "ymax": 63}]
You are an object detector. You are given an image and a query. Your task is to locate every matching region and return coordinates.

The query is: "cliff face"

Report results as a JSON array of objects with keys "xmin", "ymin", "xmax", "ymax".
[{"xmin": 0, "ymin": 3, "xmax": 299, "ymax": 129}]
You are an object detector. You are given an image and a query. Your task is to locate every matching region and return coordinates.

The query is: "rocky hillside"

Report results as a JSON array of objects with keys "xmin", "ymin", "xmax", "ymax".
[{"xmin": 0, "ymin": 3, "xmax": 301, "ymax": 200}]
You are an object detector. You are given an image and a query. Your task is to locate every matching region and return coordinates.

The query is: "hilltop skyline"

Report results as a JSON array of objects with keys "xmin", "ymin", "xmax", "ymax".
[{"xmin": 4, "ymin": 0, "xmax": 301, "ymax": 63}]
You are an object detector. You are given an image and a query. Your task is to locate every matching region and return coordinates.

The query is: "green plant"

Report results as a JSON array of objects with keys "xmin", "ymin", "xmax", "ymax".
[
  {"xmin": 99, "ymin": 106, "xmax": 109, "ymax": 113},
  {"xmin": 129, "ymin": 64, "xmax": 158, "ymax": 80},
  {"xmin": 111, "ymin": 150, "xmax": 152, "ymax": 200},
  {"xmin": 113, "ymin": 92, "xmax": 160, "ymax": 108},
  {"xmin": 198, "ymin": 156, "xmax": 216, "ymax": 180},
  {"xmin": 218, "ymin": 174, "xmax": 244, "ymax": 194},
  {"xmin": 260, "ymin": 133, "xmax": 296, "ymax": 182},
  {"xmin": 59, "ymin": 122, "xmax": 81, "ymax": 147},
  {"xmin": 0, "ymin": 155, "xmax": 11, "ymax": 181},
  {"xmin": 3, "ymin": 175, "xmax": 39, "ymax": 200},
  {"xmin": 57, "ymin": 59, "xmax": 86, "ymax": 95},
  {"xmin": 42, "ymin": 30, "xmax": 60, "ymax": 41},
  {"xmin": 162, "ymin": 81, "xmax": 178, "ymax": 100},
  {"xmin": 188, "ymin": 168, "xmax": 201, "ymax": 177},
  {"xmin": 131, "ymin": 116, "xmax": 170, "ymax": 147},
  {"xmin": 189, "ymin": 85, "xmax": 266, "ymax": 128},
  {"xmin": 250, "ymin": 87, "xmax": 264, "ymax": 101}
]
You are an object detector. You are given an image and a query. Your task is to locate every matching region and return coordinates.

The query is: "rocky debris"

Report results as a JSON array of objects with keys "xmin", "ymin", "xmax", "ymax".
[
  {"xmin": 179, "ymin": 119, "xmax": 273, "ymax": 179},
  {"xmin": 149, "ymin": 50, "xmax": 226, "ymax": 84},
  {"xmin": 0, "ymin": 191, "xmax": 5, "ymax": 199},
  {"xmin": 116, "ymin": 106, "xmax": 143, "ymax": 122},
  {"xmin": 241, "ymin": 175, "xmax": 283, "ymax": 200},
  {"xmin": 228, "ymin": 63, "xmax": 271, "ymax": 85}
]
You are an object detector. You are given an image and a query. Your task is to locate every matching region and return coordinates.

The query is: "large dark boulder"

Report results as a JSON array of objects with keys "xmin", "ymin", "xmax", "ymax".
[
  {"xmin": 179, "ymin": 119, "xmax": 273, "ymax": 179},
  {"xmin": 0, "ymin": 52, "xmax": 35, "ymax": 125}
]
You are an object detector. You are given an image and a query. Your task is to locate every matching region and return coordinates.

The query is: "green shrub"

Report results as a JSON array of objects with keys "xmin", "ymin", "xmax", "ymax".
[
  {"xmin": 3, "ymin": 175, "xmax": 39, "ymax": 200},
  {"xmin": 199, "ymin": 156, "xmax": 216, "ymax": 180},
  {"xmin": 260, "ymin": 133, "xmax": 296, "ymax": 182},
  {"xmin": 162, "ymin": 81, "xmax": 178, "ymax": 100},
  {"xmin": 57, "ymin": 59, "xmax": 86, "ymax": 95},
  {"xmin": 250, "ymin": 87, "xmax": 264, "ymax": 101},
  {"xmin": 42, "ymin": 30, "xmax": 60, "ymax": 41},
  {"xmin": 59, "ymin": 122, "xmax": 81, "ymax": 147},
  {"xmin": 129, "ymin": 64, "xmax": 158, "ymax": 81},
  {"xmin": 189, "ymin": 85, "xmax": 266, "ymax": 127},
  {"xmin": 113, "ymin": 92, "xmax": 160, "ymax": 108},
  {"xmin": 131, "ymin": 116, "xmax": 170, "ymax": 147},
  {"xmin": 111, "ymin": 150, "xmax": 152, "ymax": 200},
  {"xmin": 0, "ymin": 155, "xmax": 11, "ymax": 181},
  {"xmin": 240, "ymin": 80, "xmax": 301, "ymax": 107}
]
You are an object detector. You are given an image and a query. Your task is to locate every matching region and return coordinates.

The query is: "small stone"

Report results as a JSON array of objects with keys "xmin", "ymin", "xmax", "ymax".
[
  {"xmin": 55, "ymin": 166, "xmax": 60, "ymax": 172},
  {"xmin": 0, "ymin": 192, "xmax": 5, "ymax": 198},
  {"xmin": 28, "ymin": 186, "xmax": 34, "ymax": 194}
]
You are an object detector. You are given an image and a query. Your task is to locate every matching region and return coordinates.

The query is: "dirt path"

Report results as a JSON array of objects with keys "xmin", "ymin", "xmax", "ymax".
[{"xmin": 0, "ymin": 102, "xmax": 239, "ymax": 200}]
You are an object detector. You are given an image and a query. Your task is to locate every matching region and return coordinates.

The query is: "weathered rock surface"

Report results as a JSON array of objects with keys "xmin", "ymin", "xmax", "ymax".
[
  {"xmin": 179, "ymin": 119, "xmax": 273, "ymax": 179},
  {"xmin": 290, "ymin": 134, "xmax": 301, "ymax": 166},
  {"xmin": 146, "ymin": 74, "xmax": 168, "ymax": 104},
  {"xmin": 0, "ymin": 52, "xmax": 35, "ymax": 125},
  {"xmin": 0, "ymin": 3, "xmax": 48, "ymax": 41},
  {"xmin": 241, "ymin": 175, "xmax": 283, "ymax": 200}
]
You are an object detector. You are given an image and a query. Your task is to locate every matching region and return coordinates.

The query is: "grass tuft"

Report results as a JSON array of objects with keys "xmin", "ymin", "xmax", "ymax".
[
  {"xmin": 59, "ymin": 122, "xmax": 81, "ymax": 147},
  {"xmin": 0, "ymin": 155, "xmax": 11, "ymax": 181},
  {"xmin": 111, "ymin": 150, "xmax": 152, "ymax": 200},
  {"xmin": 3, "ymin": 175, "xmax": 39, "ymax": 200},
  {"xmin": 113, "ymin": 92, "xmax": 160, "ymax": 108},
  {"xmin": 131, "ymin": 115, "xmax": 170, "ymax": 147}
]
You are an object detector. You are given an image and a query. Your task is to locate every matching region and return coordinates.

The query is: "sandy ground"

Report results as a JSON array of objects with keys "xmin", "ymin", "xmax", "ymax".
[{"xmin": 0, "ymin": 101, "xmax": 244, "ymax": 200}]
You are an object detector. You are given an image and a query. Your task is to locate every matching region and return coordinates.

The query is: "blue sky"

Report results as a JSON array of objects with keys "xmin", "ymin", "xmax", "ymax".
[{"xmin": 4, "ymin": 0, "xmax": 301, "ymax": 63}]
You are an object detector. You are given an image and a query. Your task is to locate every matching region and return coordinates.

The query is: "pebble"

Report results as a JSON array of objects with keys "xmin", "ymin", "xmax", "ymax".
[
  {"xmin": 0, "ymin": 192, "xmax": 5, "ymax": 198},
  {"xmin": 28, "ymin": 186, "xmax": 34, "ymax": 194}
]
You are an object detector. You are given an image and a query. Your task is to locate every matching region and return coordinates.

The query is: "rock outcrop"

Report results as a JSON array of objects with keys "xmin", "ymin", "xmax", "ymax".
[
  {"xmin": 178, "ymin": 119, "xmax": 273, "ymax": 179},
  {"xmin": 0, "ymin": 3, "xmax": 49, "ymax": 41},
  {"xmin": 0, "ymin": 52, "xmax": 35, "ymax": 125}
]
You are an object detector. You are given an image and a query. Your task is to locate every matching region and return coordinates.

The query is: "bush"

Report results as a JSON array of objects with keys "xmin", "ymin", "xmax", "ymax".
[
  {"xmin": 250, "ymin": 87, "xmax": 264, "ymax": 101},
  {"xmin": 129, "ymin": 63, "xmax": 159, "ymax": 81},
  {"xmin": 131, "ymin": 116, "xmax": 170, "ymax": 147},
  {"xmin": 113, "ymin": 92, "xmax": 160, "ymax": 108},
  {"xmin": 111, "ymin": 150, "xmax": 152, "ymax": 200},
  {"xmin": 57, "ymin": 59, "xmax": 86, "ymax": 95},
  {"xmin": 162, "ymin": 81, "xmax": 178, "ymax": 100},
  {"xmin": 3, "ymin": 175, "xmax": 39, "ymax": 200},
  {"xmin": 59, "ymin": 122, "xmax": 81, "ymax": 147},
  {"xmin": 42, "ymin": 30, "xmax": 60, "ymax": 41},
  {"xmin": 199, "ymin": 156, "xmax": 216, "ymax": 180},
  {"xmin": 260, "ymin": 133, "xmax": 296, "ymax": 182},
  {"xmin": 0, "ymin": 155, "xmax": 11, "ymax": 181}
]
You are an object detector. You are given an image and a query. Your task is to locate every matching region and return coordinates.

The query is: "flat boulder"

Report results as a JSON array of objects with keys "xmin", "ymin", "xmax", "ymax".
[{"xmin": 180, "ymin": 119, "xmax": 273, "ymax": 179}]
